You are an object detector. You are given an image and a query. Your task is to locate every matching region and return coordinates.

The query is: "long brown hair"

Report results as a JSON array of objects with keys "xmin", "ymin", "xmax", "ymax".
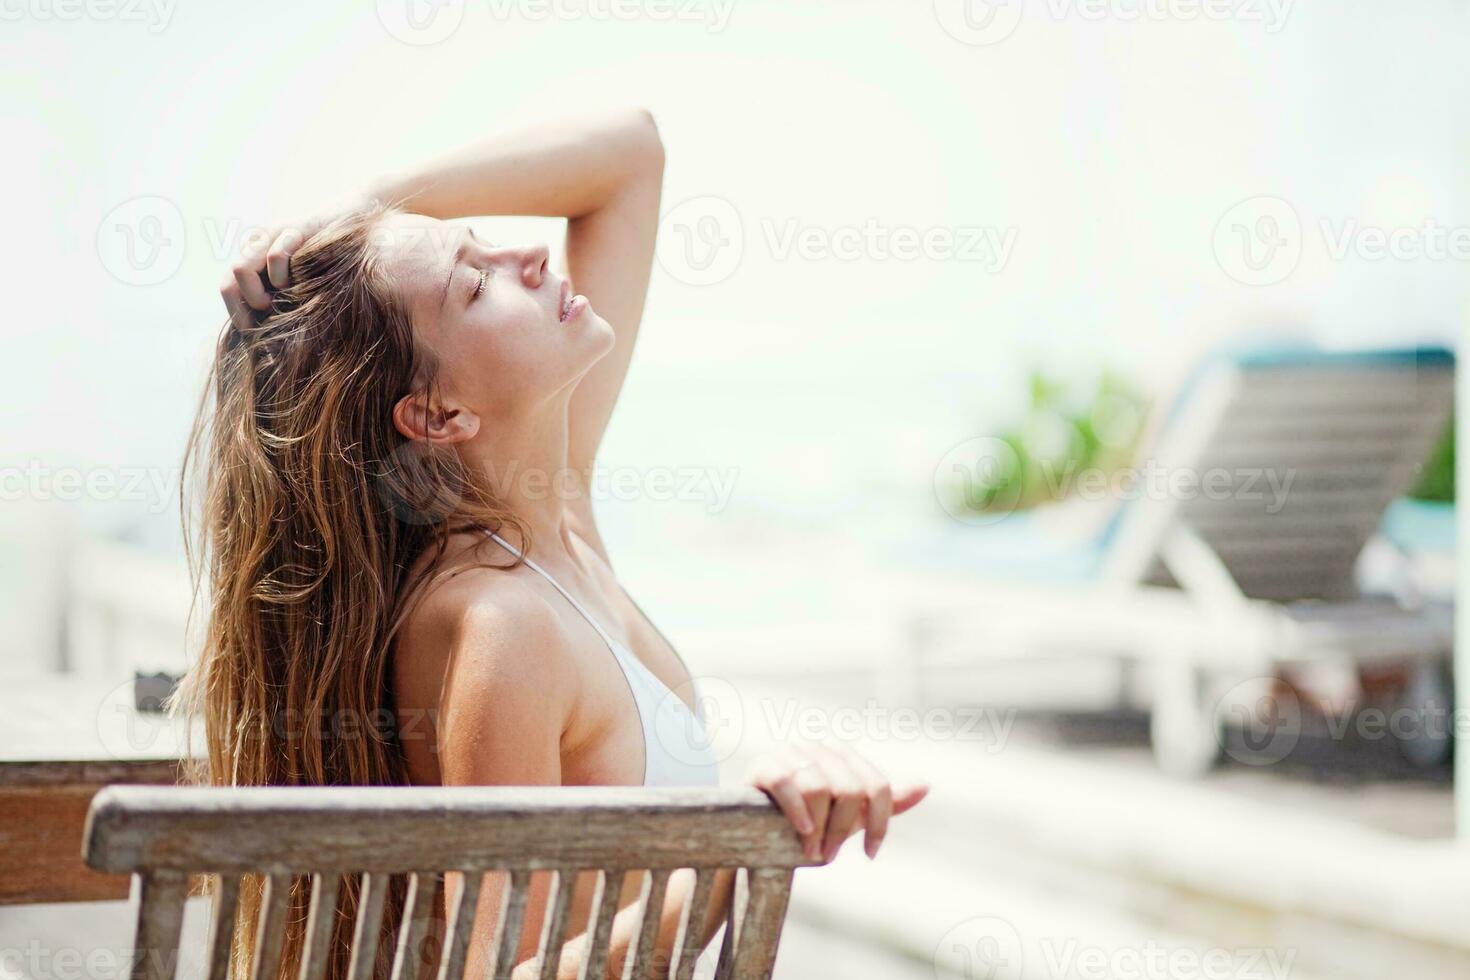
[{"xmin": 175, "ymin": 201, "xmax": 527, "ymax": 980}]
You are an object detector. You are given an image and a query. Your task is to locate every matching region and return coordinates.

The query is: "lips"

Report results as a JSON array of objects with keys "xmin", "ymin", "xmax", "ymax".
[{"xmin": 558, "ymin": 279, "xmax": 588, "ymax": 323}]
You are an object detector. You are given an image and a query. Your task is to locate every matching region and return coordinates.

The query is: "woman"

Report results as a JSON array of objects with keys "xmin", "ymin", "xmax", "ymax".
[{"xmin": 188, "ymin": 107, "xmax": 928, "ymax": 979}]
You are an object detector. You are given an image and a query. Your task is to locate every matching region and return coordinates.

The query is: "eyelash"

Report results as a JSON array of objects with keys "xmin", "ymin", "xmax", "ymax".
[{"xmin": 472, "ymin": 269, "xmax": 488, "ymax": 299}]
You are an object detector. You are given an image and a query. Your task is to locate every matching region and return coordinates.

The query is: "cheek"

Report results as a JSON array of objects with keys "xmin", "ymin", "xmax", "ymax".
[{"xmin": 448, "ymin": 305, "xmax": 570, "ymax": 398}]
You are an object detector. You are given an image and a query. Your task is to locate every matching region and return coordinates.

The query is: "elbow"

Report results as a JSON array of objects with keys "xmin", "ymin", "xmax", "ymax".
[{"xmin": 624, "ymin": 106, "xmax": 665, "ymax": 175}]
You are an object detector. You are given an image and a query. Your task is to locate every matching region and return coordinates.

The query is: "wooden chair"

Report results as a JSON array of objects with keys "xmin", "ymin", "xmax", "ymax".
[{"xmin": 83, "ymin": 785, "xmax": 808, "ymax": 980}]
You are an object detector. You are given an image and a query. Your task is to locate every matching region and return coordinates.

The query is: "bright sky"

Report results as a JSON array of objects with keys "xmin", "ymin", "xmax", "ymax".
[{"xmin": 3, "ymin": 0, "xmax": 1466, "ymax": 561}]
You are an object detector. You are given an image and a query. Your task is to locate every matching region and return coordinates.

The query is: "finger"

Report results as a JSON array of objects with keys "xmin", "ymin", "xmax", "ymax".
[
  {"xmin": 265, "ymin": 228, "xmax": 305, "ymax": 289},
  {"xmin": 233, "ymin": 252, "xmax": 272, "ymax": 311},
  {"xmin": 220, "ymin": 276, "xmax": 252, "ymax": 333},
  {"xmin": 831, "ymin": 746, "xmax": 892, "ymax": 859},
  {"xmin": 794, "ymin": 764, "xmax": 831, "ymax": 862},
  {"xmin": 892, "ymin": 780, "xmax": 931, "ymax": 815},
  {"xmin": 811, "ymin": 752, "xmax": 864, "ymax": 863},
  {"xmin": 748, "ymin": 759, "xmax": 816, "ymax": 841}
]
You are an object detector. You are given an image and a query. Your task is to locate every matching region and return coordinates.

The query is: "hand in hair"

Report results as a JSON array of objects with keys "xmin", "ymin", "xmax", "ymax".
[{"xmin": 219, "ymin": 206, "xmax": 355, "ymax": 329}]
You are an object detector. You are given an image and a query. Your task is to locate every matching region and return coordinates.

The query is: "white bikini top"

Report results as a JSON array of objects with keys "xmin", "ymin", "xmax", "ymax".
[{"xmin": 485, "ymin": 530, "xmax": 721, "ymax": 788}]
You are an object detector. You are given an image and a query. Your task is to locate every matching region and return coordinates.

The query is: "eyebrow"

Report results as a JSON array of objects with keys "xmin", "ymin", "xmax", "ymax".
[{"xmin": 437, "ymin": 231, "xmax": 471, "ymax": 316}]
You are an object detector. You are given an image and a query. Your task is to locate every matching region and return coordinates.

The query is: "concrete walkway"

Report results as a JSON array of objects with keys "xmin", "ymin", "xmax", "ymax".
[{"xmin": 702, "ymin": 676, "xmax": 1469, "ymax": 980}]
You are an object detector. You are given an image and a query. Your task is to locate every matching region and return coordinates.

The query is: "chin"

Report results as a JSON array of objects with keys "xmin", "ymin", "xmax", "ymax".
[{"xmin": 588, "ymin": 312, "xmax": 616, "ymax": 344}]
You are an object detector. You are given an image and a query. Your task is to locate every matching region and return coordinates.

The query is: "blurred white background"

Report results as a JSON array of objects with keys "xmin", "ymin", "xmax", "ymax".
[{"xmin": 2, "ymin": 0, "xmax": 1466, "ymax": 662}]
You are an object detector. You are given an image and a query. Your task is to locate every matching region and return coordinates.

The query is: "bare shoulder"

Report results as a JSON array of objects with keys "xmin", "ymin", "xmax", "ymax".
[
  {"xmin": 396, "ymin": 537, "xmax": 578, "ymax": 706},
  {"xmin": 393, "ymin": 535, "xmax": 580, "ymax": 784}
]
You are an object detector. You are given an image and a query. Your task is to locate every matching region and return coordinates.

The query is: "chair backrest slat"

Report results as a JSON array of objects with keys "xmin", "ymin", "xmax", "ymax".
[
  {"xmin": 488, "ymin": 869, "xmax": 533, "ymax": 980},
  {"xmin": 346, "ymin": 873, "xmax": 390, "ymax": 980},
  {"xmin": 713, "ymin": 868, "xmax": 746, "ymax": 980},
  {"xmin": 535, "ymin": 869, "xmax": 576, "ymax": 980},
  {"xmin": 250, "ymin": 875, "xmax": 293, "ymax": 980},
  {"xmin": 622, "ymin": 869, "xmax": 672, "ymax": 980},
  {"xmin": 576, "ymin": 868, "xmax": 622, "ymax": 980},
  {"xmin": 131, "ymin": 872, "xmax": 188, "ymax": 980},
  {"xmin": 389, "ymin": 873, "xmax": 439, "ymax": 980},
  {"xmin": 85, "ymin": 786, "xmax": 806, "ymax": 980},
  {"xmin": 204, "ymin": 876, "xmax": 240, "ymax": 980},
  {"xmin": 435, "ymin": 873, "xmax": 482, "ymax": 980},
  {"xmin": 725, "ymin": 868, "xmax": 794, "ymax": 980},
  {"xmin": 672, "ymin": 868, "xmax": 717, "ymax": 980},
  {"xmin": 299, "ymin": 874, "xmax": 342, "ymax": 980}
]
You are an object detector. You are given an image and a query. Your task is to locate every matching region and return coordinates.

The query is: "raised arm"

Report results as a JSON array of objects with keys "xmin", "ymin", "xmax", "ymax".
[{"xmin": 368, "ymin": 108, "xmax": 665, "ymax": 544}]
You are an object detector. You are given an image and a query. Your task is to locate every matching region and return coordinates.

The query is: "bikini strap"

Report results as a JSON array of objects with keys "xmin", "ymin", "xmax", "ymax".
[{"xmin": 485, "ymin": 530, "xmax": 624, "ymax": 653}]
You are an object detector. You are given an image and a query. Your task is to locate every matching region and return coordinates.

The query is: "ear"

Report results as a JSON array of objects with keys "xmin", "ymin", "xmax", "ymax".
[{"xmin": 392, "ymin": 389, "xmax": 480, "ymax": 446}]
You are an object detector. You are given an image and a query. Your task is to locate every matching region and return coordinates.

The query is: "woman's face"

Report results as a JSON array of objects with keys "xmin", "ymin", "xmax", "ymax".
[{"xmin": 374, "ymin": 212, "xmax": 613, "ymax": 420}]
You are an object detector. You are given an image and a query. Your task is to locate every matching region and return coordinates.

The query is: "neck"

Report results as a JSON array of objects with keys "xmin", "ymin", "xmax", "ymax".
[{"xmin": 455, "ymin": 398, "xmax": 583, "ymax": 563}]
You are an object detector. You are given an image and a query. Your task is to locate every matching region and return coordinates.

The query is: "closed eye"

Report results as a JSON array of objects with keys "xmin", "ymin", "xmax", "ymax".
[{"xmin": 472, "ymin": 269, "xmax": 488, "ymax": 299}]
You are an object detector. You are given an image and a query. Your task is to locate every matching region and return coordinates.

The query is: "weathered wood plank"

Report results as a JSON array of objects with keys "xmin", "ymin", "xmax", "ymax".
[
  {"xmin": 672, "ymin": 869, "xmax": 717, "ymax": 980},
  {"xmin": 299, "ymin": 874, "xmax": 342, "ymax": 980},
  {"xmin": 130, "ymin": 872, "xmax": 188, "ymax": 980},
  {"xmin": 203, "ymin": 875, "xmax": 240, "ymax": 980},
  {"xmin": 725, "ymin": 868, "xmax": 793, "ymax": 980},
  {"xmin": 535, "ymin": 869, "xmax": 577, "ymax": 980},
  {"xmin": 713, "ymin": 868, "xmax": 746, "ymax": 980},
  {"xmin": 622, "ymin": 868, "xmax": 671, "ymax": 980},
  {"xmin": 436, "ymin": 872, "xmax": 483, "ymax": 980},
  {"xmin": 347, "ymin": 873, "xmax": 390, "ymax": 980},
  {"xmin": 250, "ymin": 874, "xmax": 293, "ymax": 980},
  {"xmin": 390, "ymin": 873, "xmax": 439, "ymax": 980},
  {"xmin": 0, "ymin": 784, "xmax": 134, "ymax": 904},
  {"xmin": 489, "ymin": 870, "xmax": 532, "ymax": 980},
  {"xmin": 84, "ymin": 787, "xmax": 806, "ymax": 980},
  {"xmin": 576, "ymin": 869, "xmax": 622, "ymax": 980},
  {"xmin": 86, "ymin": 787, "xmax": 808, "ymax": 873}
]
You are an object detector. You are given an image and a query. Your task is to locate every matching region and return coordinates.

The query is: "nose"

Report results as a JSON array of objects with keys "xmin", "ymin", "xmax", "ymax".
[{"xmin": 516, "ymin": 243, "xmax": 550, "ymax": 288}]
